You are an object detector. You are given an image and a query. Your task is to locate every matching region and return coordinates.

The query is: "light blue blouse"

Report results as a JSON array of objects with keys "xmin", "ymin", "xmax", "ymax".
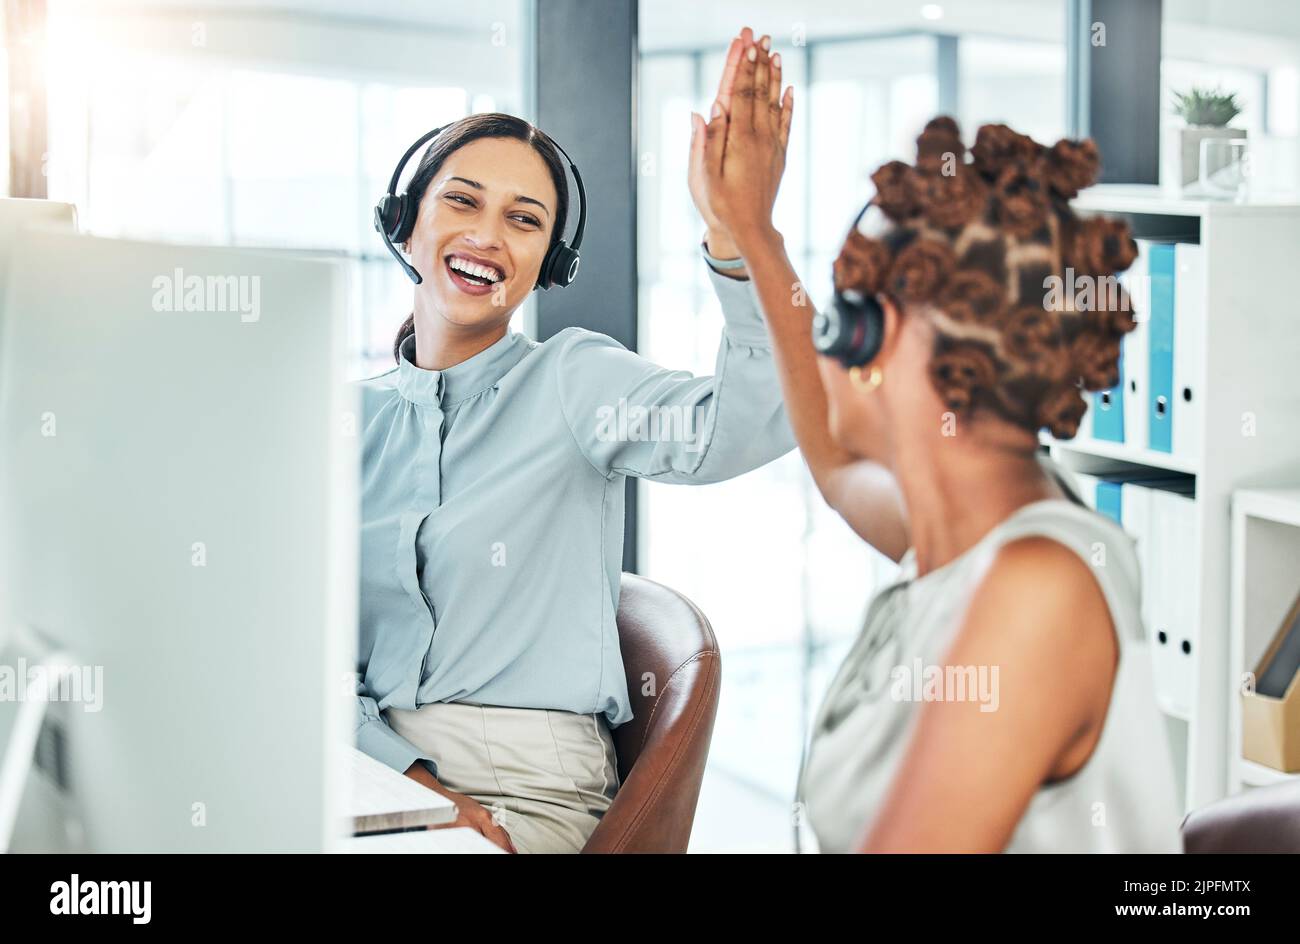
[{"xmin": 354, "ymin": 263, "xmax": 796, "ymax": 775}]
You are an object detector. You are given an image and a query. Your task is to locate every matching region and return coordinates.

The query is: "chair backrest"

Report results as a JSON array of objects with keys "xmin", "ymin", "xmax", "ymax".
[
  {"xmin": 581, "ymin": 573, "xmax": 720, "ymax": 853},
  {"xmin": 1182, "ymin": 779, "xmax": 1300, "ymax": 853}
]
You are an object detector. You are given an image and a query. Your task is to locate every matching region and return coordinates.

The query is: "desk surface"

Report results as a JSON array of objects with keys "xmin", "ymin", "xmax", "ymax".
[
  {"xmin": 341, "ymin": 827, "xmax": 505, "ymax": 854},
  {"xmin": 348, "ymin": 746, "xmax": 457, "ymax": 834}
]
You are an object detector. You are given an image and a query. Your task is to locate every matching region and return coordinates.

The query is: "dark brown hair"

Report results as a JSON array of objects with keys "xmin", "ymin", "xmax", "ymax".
[
  {"xmin": 390, "ymin": 113, "xmax": 571, "ymax": 362},
  {"xmin": 834, "ymin": 116, "xmax": 1138, "ymax": 439}
]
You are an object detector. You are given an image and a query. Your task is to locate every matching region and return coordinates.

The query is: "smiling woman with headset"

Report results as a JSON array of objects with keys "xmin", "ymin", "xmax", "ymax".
[{"xmin": 353, "ymin": 42, "xmax": 794, "ymax": 854}]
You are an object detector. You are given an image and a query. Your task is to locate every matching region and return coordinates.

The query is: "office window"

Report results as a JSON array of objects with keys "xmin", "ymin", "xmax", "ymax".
[
  {"xmin": 959, "ymin": 35, "xmax": 1067, "ymax": 145},
  {"xmin": 807, "ymin": 35, "xmax": 939, "ymax": 302},
  {"xmin": 44, "ymin": 1, "xmax": 532, "ymax": 377}
]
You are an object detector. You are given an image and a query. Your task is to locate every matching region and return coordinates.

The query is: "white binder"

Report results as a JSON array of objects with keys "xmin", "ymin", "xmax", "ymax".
[
  {"xmin": 1072, "ymin": 471, "xmax": 1100, "ymax": 509},
  {"xmin": 1121, "ymin": 241, "xmax": 1152, "ymax": 450},
  {"xmin": 1173, "ymin": 243, "xmax": 1206, "ymax": 463},
  {"xmin": 1123, "ymin": 480, "xmax": 1154, "ymax": 639},
  {"xmin": 1077, "ymin": 394, "xmax": 1094, "ymax": 441},
  {"xmin": 1143, "ymin": 487, "xmax": 1199, "ymax": 719}
]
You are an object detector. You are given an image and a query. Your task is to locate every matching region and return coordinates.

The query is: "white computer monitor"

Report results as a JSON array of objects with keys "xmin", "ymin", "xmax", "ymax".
[
  {"xmin": 0, "ymin": 198, "xmax": 76, "ymax": 354},
  {"xmin": 0, "ymin": 228, "xmax": 358, "ymax": 851},
  {"xmin": 0, "ymin": 198, "xmax": 76, "ymax": 259}
]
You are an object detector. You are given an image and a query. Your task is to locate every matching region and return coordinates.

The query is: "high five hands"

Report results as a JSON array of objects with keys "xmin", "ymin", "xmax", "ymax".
[{"xmin": 688, "ymin": 27, "xmax": 795, "ymax": 262}]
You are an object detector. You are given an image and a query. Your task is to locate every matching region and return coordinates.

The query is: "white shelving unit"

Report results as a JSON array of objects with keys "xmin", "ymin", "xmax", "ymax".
[
  {"xmin": 1229, "ymin": 488, "xmax": 1300, "ymax": 792},
  {"xmin": 1043, "ymin": 185, "xmax": 1300, "ymax": 813}
]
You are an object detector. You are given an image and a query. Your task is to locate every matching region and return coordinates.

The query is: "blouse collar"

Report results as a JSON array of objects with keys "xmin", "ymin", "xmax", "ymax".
[{"xmin": 396, "ymin": 330, "xmax": 526, "ymax": 407}]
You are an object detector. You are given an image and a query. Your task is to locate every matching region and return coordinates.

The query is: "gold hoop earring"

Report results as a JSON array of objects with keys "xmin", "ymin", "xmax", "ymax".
[{"xmin": 849, "ymin": 364, "xmax": 884, "ymax": 393}]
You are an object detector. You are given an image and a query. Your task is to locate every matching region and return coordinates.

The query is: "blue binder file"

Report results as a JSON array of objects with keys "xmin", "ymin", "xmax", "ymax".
[
  {"xmin": 1147, "ymin": 242, "xmax": 1176, "ymax": 453},
  {"xmin": 1095, "ymin": 480, "xmax": 1123, "ymax": 525},
  {"xmin": 1091, "ymin": 344, "xmax": 1125, "ymax": 443}
]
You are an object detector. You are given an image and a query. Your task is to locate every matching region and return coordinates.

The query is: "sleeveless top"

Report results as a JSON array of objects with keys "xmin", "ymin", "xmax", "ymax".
[{"xmin": 797, "ymin": 458, "xmax": 1183, "ymax": 853}]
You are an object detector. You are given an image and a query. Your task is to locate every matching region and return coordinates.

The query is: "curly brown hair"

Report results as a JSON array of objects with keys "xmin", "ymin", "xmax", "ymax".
[{"xmin": 834, "ymin": 117, "xmax": 1138, "ymax": 439}]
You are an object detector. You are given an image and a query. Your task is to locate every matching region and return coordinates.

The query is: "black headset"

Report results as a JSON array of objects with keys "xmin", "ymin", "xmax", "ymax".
[
  {"xmin": 812, "ymin": 201, "xmax": 887, "ymax": 368},
  {"xmin": 373, "ymin": 122, "xmax": 587, "ymax": 290}
]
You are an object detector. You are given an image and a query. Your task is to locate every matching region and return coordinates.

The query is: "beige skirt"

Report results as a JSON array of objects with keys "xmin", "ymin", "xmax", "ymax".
[{"xmin": 385, "ymin": 701, "xmax": 620, "ymax": 854}]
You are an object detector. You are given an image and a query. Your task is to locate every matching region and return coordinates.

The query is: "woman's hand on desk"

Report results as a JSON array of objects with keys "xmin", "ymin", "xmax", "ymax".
[
  {"xmin": 403, "ymin": 761, "xmax": 517, "ymax": 853},
  {"xmin": 430, "ymin": 787, "xmax": 518, "ymax": 854}
]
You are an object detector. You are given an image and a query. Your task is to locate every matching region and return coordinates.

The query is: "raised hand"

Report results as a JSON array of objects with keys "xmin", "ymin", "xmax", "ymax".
[
  {"xmin": 688, "ymin": 27, "xmax": 750, "ymax": 236},
  {"xmin": 699, "ymin": 31, "xmax": 794, "ymax": 256}
]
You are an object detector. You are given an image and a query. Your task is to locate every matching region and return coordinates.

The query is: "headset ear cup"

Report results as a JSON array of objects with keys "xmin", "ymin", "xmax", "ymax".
[
  {"xmin": 550, "ymin": 244, "xmax": 579, "ymax": 288},
  {"xmin": 562, "ymin": 248, "xmax": 580, "ymax": 286},
  {"xmin": 535, "ymin": 245, "xmax": 558, "ymax": 290},
  {"xmin": 390, "ymin": 193, "xmax": 415, "ymax": 243},
  {"xmin": 816, "ymin": 290, "xmax": 886, "ymax": 368},
  {"xmin": 535, "ymin": 242, "xmax": 580, "ymax": 290},
  {"xmin": 856, "ymin": 296, "xmax": 885, "ymax": 367},
  {"xmin": 375, "ymin": 195, "xmax": 399, "ymax": 238}
]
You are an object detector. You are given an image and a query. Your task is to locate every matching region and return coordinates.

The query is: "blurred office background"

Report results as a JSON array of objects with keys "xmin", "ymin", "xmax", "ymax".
[{"xmin": 6, "ymin": 0, "xmax": 1300, "ymax": 851}]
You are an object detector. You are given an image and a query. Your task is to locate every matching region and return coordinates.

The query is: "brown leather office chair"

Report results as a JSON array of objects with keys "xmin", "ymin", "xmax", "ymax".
[
  {"xmin": 1182, "ymin": 779, "xmax": 1300, "ymax": 853},
  {"xmin": 581, "ymin": 573, "xmax": 721, "ymax": 853}
]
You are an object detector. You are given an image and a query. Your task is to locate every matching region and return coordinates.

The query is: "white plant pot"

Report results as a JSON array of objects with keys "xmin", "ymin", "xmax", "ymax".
[{"xmin": 1181, "ymin": 126, "xmax": 1246, "ymax": 187}]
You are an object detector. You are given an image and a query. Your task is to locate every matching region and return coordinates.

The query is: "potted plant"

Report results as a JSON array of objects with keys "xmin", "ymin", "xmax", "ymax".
[{"xmin": 1172, "ymin": 86, "xmax": 1245, "ymax": 187}]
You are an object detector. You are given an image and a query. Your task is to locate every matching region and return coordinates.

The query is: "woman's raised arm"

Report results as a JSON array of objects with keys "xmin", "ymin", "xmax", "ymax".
[{"xmin": 698, "ymin": 29, "xmax": 909, "ymax": 561}]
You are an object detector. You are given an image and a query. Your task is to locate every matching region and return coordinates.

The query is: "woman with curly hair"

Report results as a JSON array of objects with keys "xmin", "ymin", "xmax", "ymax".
[{"xmin": 695, "ymin": 28, "xmax": 1180, "ymax": 852}]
